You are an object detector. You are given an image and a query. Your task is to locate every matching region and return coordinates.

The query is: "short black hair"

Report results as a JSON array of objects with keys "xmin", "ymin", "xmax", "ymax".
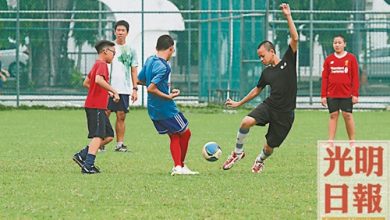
[
  {"xmin": 257, "ymin": 40, "xmax": 275, "ymax": 52},
  {"xmin": 94, "ymin": 40, "xmax": 115, "ymax": 53},
  {"xmin": 333, "ymin": 34, "xmax": 346, "ymax": 42},
  {"xmin": 115, "ymin": 20, "xmax": 129, "ymax": 32},
  {"xmin": 156, "ymin": 35, "xmax": 174, "ymax": 51}
]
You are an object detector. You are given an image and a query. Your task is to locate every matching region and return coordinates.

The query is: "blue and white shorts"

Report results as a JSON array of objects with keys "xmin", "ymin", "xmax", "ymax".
[{"xmin": 152, "ymin": 112, "xmax": 189, "ymax": 134}]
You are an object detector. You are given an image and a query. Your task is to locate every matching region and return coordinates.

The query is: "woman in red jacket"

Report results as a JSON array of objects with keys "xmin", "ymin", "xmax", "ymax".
[{"xmin": 321, "ymin": 34, "xmax": 359, "ymax": 143}]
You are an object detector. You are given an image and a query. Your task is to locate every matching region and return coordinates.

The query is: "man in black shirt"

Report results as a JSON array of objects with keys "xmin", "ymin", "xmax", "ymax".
[{"xmin": 222, "ymin": 3, "xmax": 298, "ymax": 173}]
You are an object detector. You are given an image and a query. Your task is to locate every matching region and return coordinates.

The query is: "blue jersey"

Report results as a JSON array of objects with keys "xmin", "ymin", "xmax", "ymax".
[{"xmin": 138, "ymin": 55, "xmax": 179, "ymax": 120}]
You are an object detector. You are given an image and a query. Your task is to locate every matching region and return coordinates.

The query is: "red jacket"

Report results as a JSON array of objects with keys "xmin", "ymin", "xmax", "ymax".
[{"xmin": 321, "ymin": 52, "xmax": 359, "ymax": 98}]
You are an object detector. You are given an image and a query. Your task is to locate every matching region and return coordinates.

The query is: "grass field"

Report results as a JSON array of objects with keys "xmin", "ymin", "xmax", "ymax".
[{"xmin": 0, "ymin": 107, "xmax": 389, "ymax": 219}]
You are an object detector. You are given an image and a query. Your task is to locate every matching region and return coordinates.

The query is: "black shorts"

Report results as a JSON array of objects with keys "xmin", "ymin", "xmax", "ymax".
[
  {"xmin": 85, "ymin": 108, "xmax": 114, "ymax": 139},
  {"xmin": 327, "ymin": 98, "xmax": 353, "ymax": 113},
  {"xmin": 248, "ymin": 103, "xmax": 295, "ymax": 148},
  {"xmin": 107, "ymin": 94, "xmax": 130, "ymax": 113}
]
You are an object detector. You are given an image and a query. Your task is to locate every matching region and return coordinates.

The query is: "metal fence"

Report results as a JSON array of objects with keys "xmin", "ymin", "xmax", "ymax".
[{"xmin": 0, "ymin": 0, "xmax": 389, "ymax": 107}]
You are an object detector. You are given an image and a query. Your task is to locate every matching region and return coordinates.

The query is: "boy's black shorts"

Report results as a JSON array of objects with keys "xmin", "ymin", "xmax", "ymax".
[
  {"xmin": 85, "ymin": 108, "xmax": 114, "ymax": 139},
  {"xmin": 248, "ymin": 103, "xmax": 295, "ymax": 148},
  {"xmin": 327, "ymin": 97, "xmax": 353, "ymax": 113}
]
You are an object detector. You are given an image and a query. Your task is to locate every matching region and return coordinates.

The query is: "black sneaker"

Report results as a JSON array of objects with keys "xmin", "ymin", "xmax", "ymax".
[
  {"xmin": 81, "ymin": 165, "xmax": 101, "ymax": 174},
  {"xmin": 114, "ymin": 144, "xmax": 128, "ymax": 152},
  {"xmin": 72, "ymin": 153, "xmax": 84, "ymax": 168}
]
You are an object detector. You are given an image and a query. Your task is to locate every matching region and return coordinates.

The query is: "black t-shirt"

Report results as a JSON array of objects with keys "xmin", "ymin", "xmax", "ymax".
[{"xmin": 257, "ymin": 45, "xmax": 297, "ymax": 112}]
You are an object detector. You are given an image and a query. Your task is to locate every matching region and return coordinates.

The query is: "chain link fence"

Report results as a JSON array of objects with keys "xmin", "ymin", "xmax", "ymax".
[{"xmin": 0, "ymin": 0, "xmax": 389, "ymax": 108}]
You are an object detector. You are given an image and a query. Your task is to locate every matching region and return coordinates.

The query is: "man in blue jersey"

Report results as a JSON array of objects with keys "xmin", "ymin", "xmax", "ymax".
[{"xmin": 138, "ymin": 35, "xmax": 198, "ymax": 176}]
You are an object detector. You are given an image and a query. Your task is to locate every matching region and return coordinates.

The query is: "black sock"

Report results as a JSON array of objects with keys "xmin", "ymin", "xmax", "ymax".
[
  {"xmin": 84, "ymin": 154, "xmax": 96, "ymax": 168},
  {"xmin": 79, "ymin": 146, "xmax": 89, "ymax": 160}
]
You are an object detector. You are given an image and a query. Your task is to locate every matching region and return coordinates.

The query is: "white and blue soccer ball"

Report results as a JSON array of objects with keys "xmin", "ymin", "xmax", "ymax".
[{"xmin": 202, "ymin": 142, "xmax": 222, "ymax": 162}]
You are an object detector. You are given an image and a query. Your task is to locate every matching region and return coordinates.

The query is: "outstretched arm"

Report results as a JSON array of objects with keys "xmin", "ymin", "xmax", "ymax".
[
  {"xmin": 225, "ymin": 86, "xmax": 262, "ymax": 108},
  {"xmin": 280, "ymin": 3, "xmax": 298, "ymax": 52}
]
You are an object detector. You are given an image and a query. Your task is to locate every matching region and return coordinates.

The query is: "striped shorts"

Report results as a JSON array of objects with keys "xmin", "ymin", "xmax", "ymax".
[{"xmin": 152, "ymin": 112, "xmax": 189, "ymax": 134}]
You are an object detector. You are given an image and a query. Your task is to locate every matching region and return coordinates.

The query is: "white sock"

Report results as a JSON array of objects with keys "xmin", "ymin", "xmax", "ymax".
[
  {"xmin": 235, "ymin": 128, "xmax": 249, "ymax": 154},
  {"xmin": 256, "ymin": 148, "xmax": 272, "ymax": 162},
  {"xmin": 117, "ymin": 142, "xmax": 123, "ymax": 148}
]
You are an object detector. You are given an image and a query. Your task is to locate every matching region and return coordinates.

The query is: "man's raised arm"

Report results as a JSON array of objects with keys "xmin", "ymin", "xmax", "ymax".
[{"xmin": 280, "ymin": 3, "xmax": 298, "ymax": 52}]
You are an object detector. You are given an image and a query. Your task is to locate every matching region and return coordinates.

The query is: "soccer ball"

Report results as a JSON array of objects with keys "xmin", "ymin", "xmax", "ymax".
[{"xmin": 202, "ymin": 142, "xmax": 222, "ymax": 162}]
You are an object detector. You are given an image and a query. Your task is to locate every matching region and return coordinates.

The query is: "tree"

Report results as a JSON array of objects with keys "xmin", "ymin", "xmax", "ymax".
[
  {"xmin": 0, "ymin": 0, "xmax": 110, "ymax": 89},
  {"xmin": 47, "ymin": 0, "xmax": 73, "ymax": 86},
  {"xmin": 0, "ymin": 0, "xmax": 13, "ymax": 49},
  {"xmin": 72, "ymin": 0, "xmax": 109, "ymax": 73},
  {"xmin": 0, "ymin": 0, "xmax": 72, "ymax": 87},
  {"xmin": 0, "ymin": 0, "xmax": 49, "ymax": 87}
]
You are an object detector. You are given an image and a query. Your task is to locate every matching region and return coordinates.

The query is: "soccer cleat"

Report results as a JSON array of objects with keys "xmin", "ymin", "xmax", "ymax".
[
  {"xmin": 98, "ymin": 145, "xmax": 106, "ymax": 153},
  {"xmin": 251, "ymin": 160, "xmax": 265, "ymax": 173},
  {"xmin": 72, "ymin": 152, "xmax": 84, "ymax": 168},
  {"xmin": 171, "ymin": 166, "xmax": 183, "ymax": 176},
  {"xmin": 181, "ymin": 165, "xmax": 199, "ymax": 175},
  {"xmin": 81, "ymin": 165, "xmax": 101, "ymax": 174},
  {"xmin": 114, "ymin": 144, "xmax": 128, "ymax": 152},
  {"xmin": 222, "ymin": 151, "xmax": 245, "ymax": 170}
]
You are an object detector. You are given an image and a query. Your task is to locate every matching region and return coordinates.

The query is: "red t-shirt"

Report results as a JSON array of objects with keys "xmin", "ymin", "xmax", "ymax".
[
  {"xmin": 84, "ymin": 60, "xmax": 110, "ymax": 109},
  {"xmin": 321, "ymin": 52, "xmax": 359, "ymax": 98}
]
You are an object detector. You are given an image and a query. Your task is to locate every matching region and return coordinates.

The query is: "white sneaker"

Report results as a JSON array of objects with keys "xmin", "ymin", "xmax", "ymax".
[
  {"xmin": 181, "ymin": 165, "xmax": 199, "ymax": 175},
  {"xmin": 222, "ymin": 151, "xmax": 245, "ymax": 170},
  {"xmin": 171, "ymin": 166, "xmax": 183, "ymax": 176}
]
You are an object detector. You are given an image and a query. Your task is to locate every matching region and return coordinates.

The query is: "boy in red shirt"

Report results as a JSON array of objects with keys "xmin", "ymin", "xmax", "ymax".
[
  {"xmin": 73, "ymin": 40, "xmax": 120, "ymax": 174},
  {"xmin": 321, "ymin": 34, "xmax": 359, "ymax": 143}
]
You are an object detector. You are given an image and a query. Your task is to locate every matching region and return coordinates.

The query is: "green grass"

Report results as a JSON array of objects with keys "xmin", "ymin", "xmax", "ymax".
[{"xmin": 0, "ymin": 108, "xmax": 389, "ymax": 219}]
